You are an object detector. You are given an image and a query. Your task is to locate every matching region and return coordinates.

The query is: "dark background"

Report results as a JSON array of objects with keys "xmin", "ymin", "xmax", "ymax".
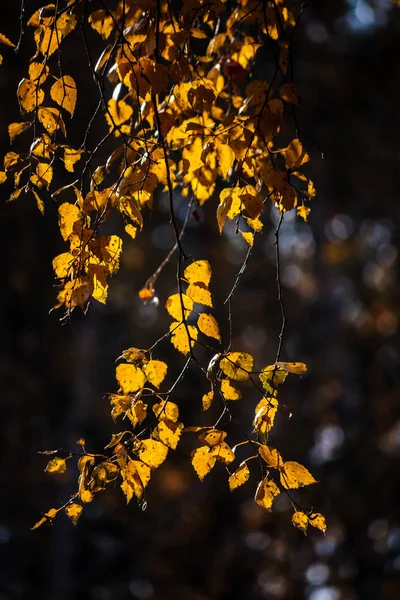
[{"xmin": 1, "ymin": 1, "xmax": 400, "ymax": 599}]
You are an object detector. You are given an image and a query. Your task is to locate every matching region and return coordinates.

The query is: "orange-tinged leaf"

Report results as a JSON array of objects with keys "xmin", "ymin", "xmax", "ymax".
[
  {"xmin": 31, "ymin": 508, "xmax": 58, "ymax": 530},
  {"xmin": 280, "ymin": 82, "xmax": 298, "ymax": 104},
  {"xmin": 53, "ymin": 252, "xmax": 75, "ymax": 278},
  {"xmin": 309, "ymin": 513, "xmax": 327, "ymax": 533},
  {"xmin": 31, "ymin": 162, "xmax": 53, "ymax": 190},
  {"xmin": 285, "ymin": 139, "xmax": 309, "ymax": 170},
  {"xmin": 220, "ymin": 352, "xmax": 253, "ymax": 381},
  {"xmin": 50, "ymin": 75, "xmax": 77, "ymax": 116},
  {"xmin": 88, "ymin": 9, "xmax": 114, "ymax": 39},
  {"xmin": 58, "ymin": 203, "xmax": 82, "ymax": 241},
  {"xmin": 125, "ymin": 224, "xmax": 137, "ymax": 238},
  {"xmin": 63, "ymin": 147, "xmax": 84, "ymax": 172},
  {"xmin": 56, "ymin": 277, "xmax": 92, "ymax": 310},
  {"xmin": 217, "ymin": 187, "xmax": 241, "ymax": 233},
  {"xmin": 292, "ymin": 511, "xmax": 308, "ymax": 534},
  {"xmin": 220, "ymin": 379, "xmax": 242, "ymax": 401},
  {"xmin": 105, "ymin": 99, "xmax": 133, "ymax": 132},
  {"xmin": 170, "ymin": 322, "xmax": 198, "ymax": 355},
  {"xmin": 255, "ymin": 477, "xmax": 280, "ymax": 511},
  {"xmin": 45, "ymin": 457, "xmax": 67, "ymax": 474},
  {"xmin": 259, "ymin": 365, "xmax": 287, "ymax": 394},
  {"xmin": 65, "ymin": 503, "xmax": 83, "ymax": 525},
  {"xmin": 138, "ymin": 439, "xmax": 168, "ymax": 469},
  {"xmin": 186, "ymin": 283, "xmax": 213, "ymax": 307},
  {"xmin": 32, "ymin": 189, "xmax": 44, "ymax": 215},
  {"xmin": 165, "ymin": 293, "xmax": 194, "ymax": 321},
  {"xmin": 297, "ymin": 205, "xmax": 311, "ymax": 222},
  {"xmin": 276, "ymin": 361, "xmax": 307, "ymax": 375},
  {"xmin": 229, "ymin": 462, "xmax": 250, "ymax": 491},
  {"xmin": 118, "ymin": 347, "xmax": 146, "ymax": 365},
  {"xmin": 198, "ymin": 313, "xmax": 221, "ymax": 341},
  {"xmin": 0, "ymin": 32, "xmax": 15, "ymax": 48},
  {"xmin": 202, "ymin": 390, "xmax": 214, "ymax": 410},
  {"xmin": 38, "ymin": 106, "xmax": 66, "ymax": 135},
  {"xmin": 191, "ymin": 445, "xmax": 216, "ymax": 481},
  {"xmin": 280, "ymin": 461, "xmax": 317, "ymax": 489},
  {"xmin": 8, "ymin": 122, "xmax": 31, "ymax": 141},
  {"xmin": 28, "ymin": 62, "xmax": 49, "ymax": 84},
  {"xmin": 17, "ymin": 79, "xmax": 44, "ymax": 113},
  {"xmin": 198, "ymin": 429, "xmax": 227, "ymax": 447},
  {"xmin": 239, "ymin": 185, "xmax": 263, "ymax": 219},
  {"xmin": 183, "ymin": 260, "xmax": 212, "ymax": 286},
  {"xmin": 126, "ymin": 400, "xmax": 147, "ymax": 428},
  {"xmin": 259, "ymin": 445, "xmax": 284, "ymax": 470},
  {"xmin": 0, "ymin": 172, "xmax": 7, "ymax": 184},
  {"xmin": 116, "ymin": 363, "xmax": 146, "ymax": 394},
  {"xmin": 143, "ymin": 360, "xmax": 167, "ymax": 388},
  {"xmin": 155, "ymin": 420, "xmax": 184, "ymax": 450},
  {"xmin": 241, "ymin": 231, "xmax": 254, "ymax": 246}
]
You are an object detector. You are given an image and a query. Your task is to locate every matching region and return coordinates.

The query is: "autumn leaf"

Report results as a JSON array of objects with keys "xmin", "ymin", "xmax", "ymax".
[
  {"xmin": 143, "ymin": 360, "xmax": 168, "ymax": 388},
  {"xmin": 255, "ymin": 478, "xmax": 280, "ymax": 511},
  {"xmin": 197, "ymin": 313, "xmax": 221, "ymax": 341},
  {"xmin": 137, "ymin": 439, "xmax": 168, "ymax": 469},
  {"xmin": 229, "ymin": 462, "xmax": 250, "ymax": 491},
  {"xmin": 169, "ymin": 322, "xmax": 198, "ymax": 355},
  {"xmin": 280, "ymin": 461, "xmax": 317, "ymax": 489},
  {"xmin": 292, "ymin": 511, "xmax": 308, "ymax": 534},
  {"xmin": 165, "ymin": 293, "xmax": 194, "ymax": 321},
  {"xmin": 50, "ymin": 75, "xmax": 77, "ymax": 116},
  {"xmin": 309, "ymin": 513, "xmax": 327, "ymax": 534},
  {"xmin": 186, "ymin": 283, "xmax": 213, "ymax": 307},
  {"xmin": 65, "ymin": 503, "xmax": 83, "ymax": 525},
  {"xmin": 183, "ymin": 260, "xmax": 212, "ymax": 287},
  {"xmin": 220, "ymin": 379, "xmax": 242, "ymax": 401},
  {"xmin": 220, "ymin": 352, "xmax": 253, "ymax": 381},
  {"xmin": 31, "ymin": 508, "xmax": 58, "ymax": 530},
  {"xmin": 259, "ymin": 445, "xmax": 284, "ymax": 470},
  {"xmin": 45, "ymin": 457, "xmax": 67, "ymax": 474},
  {"xmin": 116, "ymin": 363, "xmax": 146, "ymax": 394},
  {"xmin": 191, "ymin": 446, "xmax": 216, "ymax": 481}
]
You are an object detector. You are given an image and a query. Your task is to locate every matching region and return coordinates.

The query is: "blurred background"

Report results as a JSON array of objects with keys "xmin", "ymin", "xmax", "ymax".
[{"xmin": 1, "ymin": 0, "xmax": 400, "ymax": 599}]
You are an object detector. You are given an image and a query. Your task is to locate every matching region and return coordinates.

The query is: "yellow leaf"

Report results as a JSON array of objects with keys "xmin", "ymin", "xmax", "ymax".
[
  {"xmin": 292, "ymin": 511, "xmax": 308, "ymax": 534},
  {"xmin": 0, "ymin": 172, "xmax": 6, "ymax": 184},
  {"xmin": 63, "ymin": 147, "xmax": 84, "ymax": 172},
  {"xmin": 38, "ymin": 106, "xmax": 66, "ymax": 135},
  {"xmin": 88, "ymin": 263, "xmax": 108, "ymax": 304},
  {"xmin": 118, "ymin": 347, "xmax": 146, "ymax": 365},
  {"xmin": 276, "ymin": 361, "xmax": 307, "ymax": 375},
  {"xmin": 280, "ymin": 82, "xmax": 298, "ymax": 104},
  {"xmin": 170, "ymin": 322, "xmax": 198, "ymax": 355},
  {"xmin": 50, "ymin": 75, "xmax": 77, "ymax": 116},
  {"xmin": 229, "ymin": 462, "xmax": 250, "ymax": 491},
  {"xmin": 191, "ymin": 446, "xmax": 216, "ymax": 481},
  {"xmin": 31, "ymin": 162, "xmax": 53, "ymax": 190},
  {"xmin": 239, "ymin": 185, "xmax": 263, "ymax": 219},
  {"xmin": 88, "ymin": 9, "xmax": 114, "ymax": 39},
  {"xmin": 116, "ymin": 364, "xmax": 146, "ymax": 394},
  {"xmin": 280, "ymin": 461, "xmax": 317, "ymax": 489},
  {"xmin": 217, "ymin": 187, "xmax": 241, "ymax": 233},
  {"xmin": 152, "ymin": 401, "xmax": 179, "ymax": 422},
  {"xmin": 285, "ymin": 139, "xmax": 309, "ymax": 170},
  {"xmin": 259, "ymin": 445, "xmax": 284, "ymax": 470},
  {"xmin": 138, "ymin": 439, "xmax": 168, "ymax": 469},
  {"xmin": 297, "ymin": 205, "xmax": 311, "ymax": 222},
  {"xmin": 65, "ymin": 503, "xmax": 83, "ymax": 525},
  {"xmin": 143, "ymin": 360, "xmax": 168, "ymax": 388},
  {"xmin": 8, "ymin": 122, "xmax": 31, "ymax": 141},
  {"xmin": 255, "ymin": 477, "xmax": 280, "ymax": 511},
  {"xmin": 186, "ymin": 283, "xmax": 213, "ymax": 307},
  {"xmin": 0, "ymin": 32, "xmax": 15, "ymax": 48},
  {"xmin": 31, "ymin": 508, "xmax": 58, "ymax": 530},
  {"xmin": 17, "ymin": 79, "xmax": 44, "ymax": 113},
  {"xmin": 105, "ymin": 99, "xmax": 133, "ymax": 131},
  {"xmin": 32, "ymin": 189, "xmax": 45, "ymax": 215},
  {"xmin": 202, "ymin": 391, "xmax": 214, "ymax": 411},
  {"xmin": 125, "ymin": 224, "xmax": 137, "ymax": 238},
  {"xmin": 247, "ymin": 216, "xmax": 263, "ymax": 232},
  {"xmin": 217, "ymin": 143, "xmax": 235, "ymax": 178},
  {"xmin": 210, "ymin": 441, "xmax": 235, "ymax": 464},
  {"xmin": 126, "ymin": 400, "xmax": 147, "ymax": 428},
  {"xmin": 120, "ymin": 458, "xmax": 151, "ymax": 502},
  {"xmin": 253, "ymin": 397, "xmax": 278, "ymax": 437},
  {"xmin": 56, "ymin": 277, "xmax": 92, "ymax": 310},
  {"xmin": 155, "ymin": 420, "xmax": 184, "ymax": 450},
  {"xmin": 45, "ymin": 457, "xmax": 67, "ymax": 474},
  {"xmin": 241, "ymin": 231, "xmax": 254, "ymax": 246},
  {"xmin": 58, "ymin": 203, "xmax": 82, "ymax": 241},
  {"xmin": 220, "ymin": 352, "xmax": 253, "ymax": 381},
  {"xmin": 220, "ymin": 379, "xmax": 242, "ymax": 401},
  {"xmin": 183, "ymin": 260, "xmax": 212, "ymax": 286},
  {"xmin": 165, "ymin": 293, "xmax": 194, "ymax": 321},
  {"xmin": 198, "ymin": 313, "xmax": 221, "ymax": 341},
  {"xmin": 259, "ymin": 365, "xmax": 287, "ymax": 394},
  {"xmin": 198, "ymin": 429, "xmax": 227, "ymax": 447},
  {"xmin": 28, "ymin": 62, "xmax": 49, "ymax": 84},
  {"xmin": 309, "ymin": 513, "xmax": 327, "ymax": 534}
]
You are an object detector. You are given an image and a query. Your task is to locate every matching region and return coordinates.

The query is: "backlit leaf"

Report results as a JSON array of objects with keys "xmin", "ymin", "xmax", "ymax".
[
  {"xmin": 229, "ymin": 462, "xmax": 250, "ymax": 491},
  {"xmin": 280, "ymin": 461, "xmax": 317, "ymax": 489},
  {"xmin": 198, "ymin": 313, "xmax": 221, "ymax": 341},
  {"xmin": 220, "ymin": 379, "xmax": 242, "ymax": 400},
  {"xmin": 217, "ymin": 143, "xmax": 235, "ymax": 178},
  {"xmin": 259, "ymin": 445, "xmax": 284, "ymax": 470},
  {"xmin": 58, "ymin": 203, "xmax": 82, "ymax": 241},
  {"xmin": 253, "ymin": 397, "xmax": 279, "ymax": 437},
  {"xmin": 120, "ymin": 458, "xmax": 151, "ymax": 502},
  {"xmin": 0, "ymin": 32, "xmax": 15, "ymax": 48},
  {"xmin": 153, "ymin": 401, "xmax": 179, "ymax": 422},
  {"xmin": 45, "ymin": 457, "xmax": 67, "ymax": 474},
  {"xmin": 8, "ymin": 122, "xmax": 31, "ymax": 141},
  {"xmin": 155, "ymin": 420, "xmax": 184, "ymax": 450},
  {"xmin": 32, "ymin": 508, "xmax": 58, "ymax": 530},
  {"xmin": 292, "ymin": 511, "xmax": 308, "ymax": 534},
  {"xmin": 116, "ymin": 363, "xmax": 146, "ymax": 394},
  {"xmin": 202, "ymin": 391, "xmax": 214, "ymax": 410},
  {"xmin": 285, "ymin": 139, "xmax": 309, "ymax": 170},
  {"xmin": 183, "ymin": 260, "xmax": 212, "ymax": 286},
  {"xmin": 170, "ymin": 322, "xmax": 198, "ymax": 355},
  {"xmin": 138, "ymin": 439, "xmax": 168, "ymax": 469},
  {"xmin": 309, "ymin": 513, "xmax": 327, "ymax": 534},
  {"xmin": 198, "ymin": 429, "xmax": 227, "ymax": 447},
  {"xmin": 255, "ymin": 477, "xmax": 280, "ymax": 511},
  {"xmin": 65, "ymin": 503, "xmax": 83, "ymax": 525},
  {"xmin": 165, "ymin": 293, "xmax": 194, "ymax": 321},
  {"xmin": 50, "ymin": 75, "xmax": 77, "ymax": 116},
  {"xmin": 276, "ymin": 361, "xmax": 307, "ymax": 375},
  {"xmin": 186, "ymin": 283, "xmax": 213, "ymax": 307},
  {"xmin": 210, "ymin": 441, "xmax": 235, "ymax": 464},
  {"xmin": 17, "ymin": 79, "xmax": 44, "ymax": 113},
  {"xmin": 143, "ymin": 360, "xmax": 168, "ymax": 388},
  {"xmin": 220, "ymin": 352, "xmax": 253, "ymax": 381},
  {"xmin": 191, "ymin": 446, "xmax": 216, "ymax": 481}
]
